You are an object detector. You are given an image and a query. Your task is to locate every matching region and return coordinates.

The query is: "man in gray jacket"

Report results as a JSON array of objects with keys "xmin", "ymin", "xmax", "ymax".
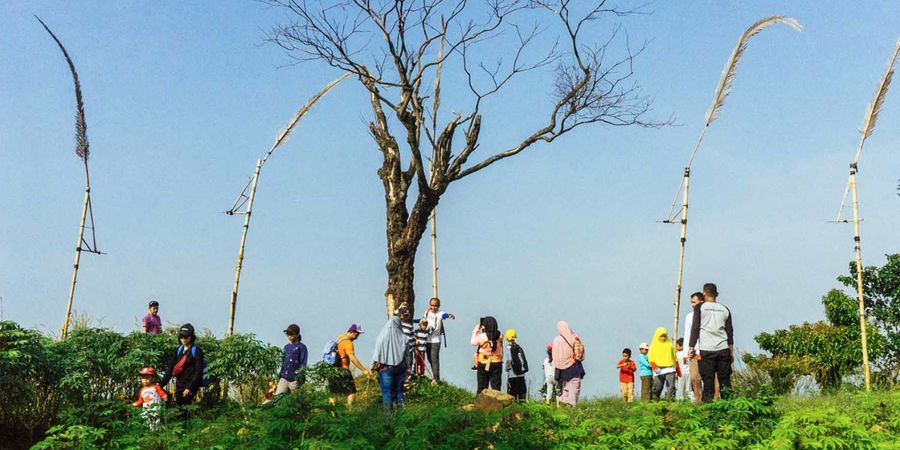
[{"xmin": 688, "ymin": 283, "xmax": 734, "ymax": 402}]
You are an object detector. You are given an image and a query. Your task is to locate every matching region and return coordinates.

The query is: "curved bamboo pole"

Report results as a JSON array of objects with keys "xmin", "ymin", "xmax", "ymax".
[
  {"xmin": 225, "ymin": 73, "xmax": 350, "ymax": 335},
  {"xmin": 832, "ymin": 39, "xmax": 900, "ymax": 391},
  {"xmin": 37, "ymin": 17, "xmax": 102, "ymax": 340},
  {"xmin": 663, "ymin": 17, "xmax": 800, "ymax": 339}
]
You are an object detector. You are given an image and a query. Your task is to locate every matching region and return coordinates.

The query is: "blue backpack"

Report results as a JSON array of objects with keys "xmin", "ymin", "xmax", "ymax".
[
  {"xmin": 322, "ymin": 338, "xmax": 348, "ymax": 366},
  {"xmin": 177, "ymin": 345, "xmax": 213, "ymax": 388}
]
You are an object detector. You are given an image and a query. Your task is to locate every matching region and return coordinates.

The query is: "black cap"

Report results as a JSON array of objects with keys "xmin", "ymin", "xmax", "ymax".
[
  {"xmin": 178, "ymin": 323, "xmax": 195, "ymax": 338},
  {"xmin": 148, "ymin": 300, "xmax": 159, "ymax": 308},
  {"xmin": 284, "ymin": 324, "xmax": 300, "ymax": 336}
]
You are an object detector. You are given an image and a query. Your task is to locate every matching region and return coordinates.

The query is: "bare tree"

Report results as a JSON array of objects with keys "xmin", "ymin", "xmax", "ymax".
[{"xmin": 267, "ymin": 0, "xmax": 665, "ymax": 315}]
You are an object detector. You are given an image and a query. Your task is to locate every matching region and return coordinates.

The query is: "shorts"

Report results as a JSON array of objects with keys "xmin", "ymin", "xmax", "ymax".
[{"xmin": 328, "ymin": 368, "xmax": 357, "ymax": 395}]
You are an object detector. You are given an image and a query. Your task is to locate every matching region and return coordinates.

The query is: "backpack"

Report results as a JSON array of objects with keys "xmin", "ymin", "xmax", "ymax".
[
  {"xmin": 573, "ymin": 337, "xmax": 585, "ymax": 362},
  {"xmin": 177, "ymin": 345, "xmax": 213, "ymax": 388},
  {"xmin": 563, "ymin": 336, "xmax": 586, "ymax": 362},
  {"xmin": 322, "ymin": 338, "xmax": 348, "ymax": 366}
]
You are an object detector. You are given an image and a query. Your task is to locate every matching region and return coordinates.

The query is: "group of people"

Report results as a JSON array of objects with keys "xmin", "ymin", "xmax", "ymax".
[
  {"xmin": 616, "ymin": 283, "xmax": 734, "ymax": 403},
  {"xmin": 133, "ymin": 318, "xmax": 207, "ymax": 427},
  {"xmin": 310, "ymin": 301, "xmax": 590, "ymax": 411},
  {"xmin": 129, "ymin": 283, "xmax": 732, "ymax": 426}
]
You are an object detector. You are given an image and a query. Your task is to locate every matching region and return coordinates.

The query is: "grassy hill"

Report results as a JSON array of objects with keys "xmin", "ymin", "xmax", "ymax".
[{"xmin": 31, "ymin": 377, "xmax": 900, "ymax": 449}]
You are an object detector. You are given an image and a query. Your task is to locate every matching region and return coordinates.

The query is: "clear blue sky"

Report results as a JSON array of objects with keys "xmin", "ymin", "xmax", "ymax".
[{"xmin": 2, "ymin": 1, "xmax": 898, "ymax": 397}]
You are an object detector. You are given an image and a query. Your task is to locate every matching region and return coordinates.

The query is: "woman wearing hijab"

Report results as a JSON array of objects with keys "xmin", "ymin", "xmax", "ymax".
[
  {"xmin": 372, "ymin": 315, "xmax": 410, "ymax": 412},
  {"xmin": 648, "ymin": 327, "xmax": 681, "ymax": 400},
  {"xmin": 552, "ymin": 321, "xmax": 586, "ymax": 406},
  {"xmin": 471, "ymin": 316, "xmax": 503, "ymax": 394}
]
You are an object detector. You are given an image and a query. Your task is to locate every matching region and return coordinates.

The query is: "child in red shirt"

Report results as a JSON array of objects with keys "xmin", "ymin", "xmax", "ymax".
[
  {"xmin": 616, "ymin": 348, "xmax": 637, "ymax": 403},
  {"xmin": 133, "ymin": 367, "xmax": 168, "ymax": 429}
]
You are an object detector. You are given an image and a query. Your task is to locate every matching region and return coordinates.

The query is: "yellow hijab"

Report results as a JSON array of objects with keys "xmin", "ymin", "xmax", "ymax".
[{"xmin": 648, "ymin": 327, "xmax": 677, "ymax": 368}]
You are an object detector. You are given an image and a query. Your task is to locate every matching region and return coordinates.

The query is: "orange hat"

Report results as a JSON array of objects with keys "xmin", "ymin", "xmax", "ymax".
[{"xmin": 138, "ymin": 367, "xmax": 157, "ymax": 376}]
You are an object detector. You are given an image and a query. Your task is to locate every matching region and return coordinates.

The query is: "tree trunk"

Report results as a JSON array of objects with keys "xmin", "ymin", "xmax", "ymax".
[
  {"xmin": 385, "ymin": 246, "xmax": 416, "ymax": 318},
  {"xmin": 383, "ymin": 194, "xmax": 436, "ymax": 317}
]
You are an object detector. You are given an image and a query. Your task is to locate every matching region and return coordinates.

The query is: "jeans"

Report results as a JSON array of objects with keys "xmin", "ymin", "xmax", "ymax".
[
  {"xmin": 476, "ymin": 362, "xmax": 502, "ymax": 393},
  {"xmin": 426, "ymin": 342, "xmax": 441, "ymax": 381},
  {"xmin": 699, "ymin": 349, "xmax": 732, "ymax": 402},
  {"xmin": 652, "ymin": 372, "xmax": 676, "ymax": 400},
  {"xmin": 378, "ymin": 365, "xmax": 406, "ymax": 411}
]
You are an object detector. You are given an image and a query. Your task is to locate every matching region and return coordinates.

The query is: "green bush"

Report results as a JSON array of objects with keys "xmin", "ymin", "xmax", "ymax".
[
  {"xmin": 0, "ymin": 321, "xmax": 280, "ymax": 448},
  {"xmin": 7, "ymin": 319, "xmax": 900, "ymax": 450}
]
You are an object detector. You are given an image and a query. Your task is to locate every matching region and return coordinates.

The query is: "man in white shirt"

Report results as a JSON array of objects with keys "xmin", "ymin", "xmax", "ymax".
[
  {"xmin": 682, "ymin": 291, "xmax": 704, "ymax": 402},
  {"xmin": 423, "ymin": 297, "xmax": 455, "ymax": 382}
]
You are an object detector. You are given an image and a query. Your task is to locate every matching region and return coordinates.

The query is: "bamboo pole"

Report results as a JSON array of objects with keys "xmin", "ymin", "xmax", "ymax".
[
  {"xmin": 228, "ymin": 159, "xmax": 262, "ymax": 336},
  {"xmin": 61, "ymin": 174, "xmax": 90, "ymax": 339},
  {"xmin": 849, "ymin": 164, "xmax": 872, "ymax": 391},
  {"xmin": 672, "ymin": 168, "xmax": 690, "ymax": 342},
  {"xmin": 37, "ymin": 17, "xmax": 102, "ymax": 340},
  {"xmin": 833, "ymin": 39, "xmax": 900, "ymax": 391},
  {"xmin": 662, "ymin": 17, "xmax": 800, "ymax": 340},
  {"xmin": 225, "ymin": 73, "xmax": 350, "ymax": 335},
  {"xmin": 430, "ymin": 209, "xmax": 439, "ymax": 299}
]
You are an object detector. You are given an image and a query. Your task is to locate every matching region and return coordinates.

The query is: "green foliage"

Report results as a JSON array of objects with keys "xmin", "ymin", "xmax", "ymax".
[
  {"xmin": 28, "ymin": 379, "xmax": 900, "ymax": 449},
  {"xmin": 837, "ymin": 254, "xmax": 900, "ymax": 387},
  {"xmin": 0, "ymin": 322, "xmax": 280, "ymax": 448},
  {"xmin": 751, "ymin": 289, "xmax": 885, "ymax": 389}
]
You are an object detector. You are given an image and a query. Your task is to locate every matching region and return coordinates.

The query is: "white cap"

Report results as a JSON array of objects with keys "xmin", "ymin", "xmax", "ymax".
[{"xmin": 639, "ymin": 342, "xmax": 649, "ymax": 350}]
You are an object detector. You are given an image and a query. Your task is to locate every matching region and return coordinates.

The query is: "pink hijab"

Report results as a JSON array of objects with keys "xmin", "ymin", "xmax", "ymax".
[{"xmin": 551, "ymin": 321, "xmax": 577, "ymax": 370}]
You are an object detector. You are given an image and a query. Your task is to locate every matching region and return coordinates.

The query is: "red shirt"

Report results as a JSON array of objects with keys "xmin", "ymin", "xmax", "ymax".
[{"xmin": 617, "ymin": 358, "xmax": 636, "ymax": 383}]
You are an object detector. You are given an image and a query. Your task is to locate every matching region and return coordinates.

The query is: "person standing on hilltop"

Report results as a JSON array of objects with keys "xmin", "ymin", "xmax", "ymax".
[
  {"xmin": 141, "ymin": 300, "xmax": 162, "ymax": 334},
  {"xmin": 689, "ymin": 283, "xmax": 734, "ymax": 402},
  {"xmin": 423, "ymin": 297, "xmax": 455, "ymax": 383},
  {"xmin": 682, "ymin": 292, "xmax": 705, "ymax": 402},
  {"xmin": 637, "ymin": 342, "xmax": 653, "ymax": 401},
  {"xmin": 504, "ymin": 329, "xmax": 529, "ymax": 401},
  {"xmin": 616, "ymin": 348, "xmax": 636, "ymax": 403},
  {"xmin": 649, "ymin": 327, "xmax": 681, "ymax": 400},
  {"xmin": 372, "ymin": 314, "xmax": 410, "ymax": 412},
  {"xmin": 471, "ymin": 316, "xmax": 503, "ymax": 393},
  {"xmin": 552, "ymin": 321, "xmax": 586, "ymax": 406}
]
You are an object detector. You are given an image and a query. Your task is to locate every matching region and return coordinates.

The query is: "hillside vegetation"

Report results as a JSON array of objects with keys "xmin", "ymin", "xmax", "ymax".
[{"xmin": 1, "ymin": 319, "xmax": 897, "ymax": 449}]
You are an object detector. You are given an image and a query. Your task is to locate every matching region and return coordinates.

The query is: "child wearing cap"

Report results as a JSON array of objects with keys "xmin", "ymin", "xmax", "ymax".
[
  {"xmin": 276, "ymin": 324, "xmax": 308, "ymax": 395},
  {"xmin": 637, "ymin": 342, "xmax": 653, "ymax": 402},
  {"xmin": 541, "ymin": 344, "xmax": 558, "ymax": 403},
  {"xmin": 142, "ymin": 300, "xmax": 162, "ymax": 334},
  {"xmin": 616, "ymin": 348, "xmax": 637, "ymax": 403},
  {"xmin": 504, "ymin": 329, "xmax": 529, "ymax": 401},
  {"xmin": 133, "ymin": 367, "xmax": 167, "ymax": 429}
]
